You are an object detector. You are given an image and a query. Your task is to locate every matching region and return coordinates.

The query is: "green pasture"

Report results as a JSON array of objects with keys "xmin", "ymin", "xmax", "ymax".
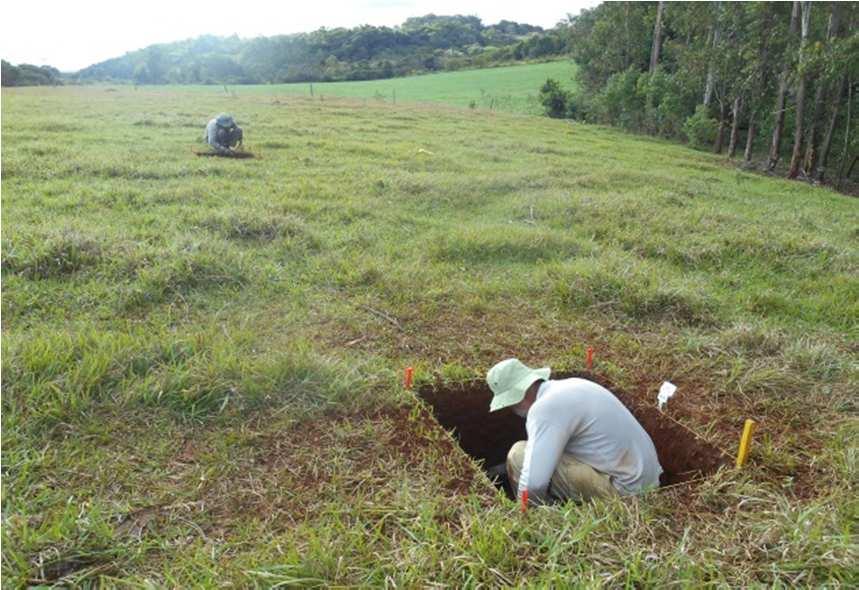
[
  {"xmin": 1, "ymin": 81, "xmax": 857, "ymax": 587},
  {"xmin": 171, "ymin": 60, "xmax": 577, "ymax": 114}
]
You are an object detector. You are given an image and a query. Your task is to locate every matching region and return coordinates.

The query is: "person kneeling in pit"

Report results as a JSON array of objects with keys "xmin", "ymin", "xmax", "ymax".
[
  {"xmin": 487, "ymin": 358, "xmax": 663, "ymax": 506},
  {"xmin": 204, "ymin": 113, "xmax": 243, "ymax": 155}
]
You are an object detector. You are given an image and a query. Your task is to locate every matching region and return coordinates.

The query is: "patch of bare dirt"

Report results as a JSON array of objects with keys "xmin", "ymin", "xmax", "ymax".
[
  {"xmin": 418, "ymin": 372, "xmax": 730, "ymax": 489},
  {"xmin": 194, "ymin": 405, "xmax": 492, "ymax": 534}
]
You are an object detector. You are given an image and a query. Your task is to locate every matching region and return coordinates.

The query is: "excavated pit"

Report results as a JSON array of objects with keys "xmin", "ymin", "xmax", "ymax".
[{"xmin": 418, "ymin": 372, "xmax": 729, "ymax": 498}]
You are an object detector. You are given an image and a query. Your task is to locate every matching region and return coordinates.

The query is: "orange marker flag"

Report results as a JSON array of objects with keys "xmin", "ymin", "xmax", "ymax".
[
  {"xmin": 586, "ymin": 347, "xmax": 594, "ymax": 370},
  {"xmin": 403, "ymin": 366, "xmax": 414, "ymax": 389},
  {"xmin": 521, "ymin": 490, "xmax": 529, "ymax": 513}
]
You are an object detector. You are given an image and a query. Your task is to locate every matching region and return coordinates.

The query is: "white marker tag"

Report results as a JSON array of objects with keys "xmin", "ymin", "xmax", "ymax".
[{"xmin": 657, "ymin": 381, "xmax": 677, "ymax": 411}]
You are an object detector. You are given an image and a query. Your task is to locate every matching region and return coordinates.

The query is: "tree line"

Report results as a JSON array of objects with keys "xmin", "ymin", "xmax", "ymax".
[
  {"xmin": 1, "ymin": 61, "xmax": 63, "ymax": 86},
  {"xmin": 541, "ymin": 2, "xmax": 858, "ymax": 186},
  {"xmin": 73, "ymin": 15, "xmax": 570, "ymax": 85}
]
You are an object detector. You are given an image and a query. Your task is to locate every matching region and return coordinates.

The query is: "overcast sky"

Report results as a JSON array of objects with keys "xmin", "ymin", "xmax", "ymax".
[{"xmin": 0, "ymin": 1, "xmax": 601, "ymax": 72}]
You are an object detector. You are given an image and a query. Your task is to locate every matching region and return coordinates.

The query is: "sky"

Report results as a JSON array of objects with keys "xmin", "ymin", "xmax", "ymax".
[{"xmin": 0, "ymin": 0, "xmax": 601, "ymax": 72}]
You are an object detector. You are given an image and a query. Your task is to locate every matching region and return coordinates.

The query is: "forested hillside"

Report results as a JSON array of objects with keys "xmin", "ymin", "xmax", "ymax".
[
  {"xmin": 543, "ymin": 2, "xmax": 858, "ymax": 186},
  {"xmin": 75, "ymin": 15, "xmax": 570, "ymax": 85},
  {"xmin": 1, "ymin": 60, "xmax": 63, "ymax": 87}
]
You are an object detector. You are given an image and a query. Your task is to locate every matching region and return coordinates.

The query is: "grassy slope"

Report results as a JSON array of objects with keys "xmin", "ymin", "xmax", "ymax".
[
  {"xmin": 177, "ymin": 60, "xmax": 577, "ymax": 114},
  {"xmin": 2, "ymin": 82, "xmax": 857, "ymax": 587}
]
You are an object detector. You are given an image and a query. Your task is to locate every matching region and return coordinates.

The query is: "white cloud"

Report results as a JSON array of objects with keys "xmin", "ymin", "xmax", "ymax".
[{"xmin": 0, "ymin": 0, "xmax": 599, "ymax": 71}]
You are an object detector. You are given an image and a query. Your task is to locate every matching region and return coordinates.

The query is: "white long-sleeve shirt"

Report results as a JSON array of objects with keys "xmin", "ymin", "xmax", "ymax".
[{"xmin": 517, "ymin": 378, "xmax": 663, "ymax": 502}]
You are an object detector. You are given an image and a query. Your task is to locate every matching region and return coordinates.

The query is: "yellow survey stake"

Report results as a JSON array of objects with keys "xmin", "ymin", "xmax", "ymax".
[{"xmin": 735, "ymin": 419, "xmax": 757, "ymax": 468}]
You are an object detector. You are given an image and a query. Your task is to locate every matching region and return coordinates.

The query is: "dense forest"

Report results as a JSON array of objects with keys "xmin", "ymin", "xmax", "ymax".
[
  {"xmin": 73, "ymin": 15, "xmax": 569, "ymax": 85},
  {"xmin": 541, "ymin": 2, "xmax": 859, "ymax": 185},
  {"xmin": 1, "ymin": 61, "xmax": 63, "ymax": 87}
]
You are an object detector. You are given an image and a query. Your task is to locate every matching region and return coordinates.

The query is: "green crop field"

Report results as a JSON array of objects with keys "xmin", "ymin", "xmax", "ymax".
[
  {"xmin": 174, "ymin": 60, "xmax": 577, "ymax": 114},
  {"xmin": 2, "ymin": 79, "xmax": 857, "ymax": 587}
]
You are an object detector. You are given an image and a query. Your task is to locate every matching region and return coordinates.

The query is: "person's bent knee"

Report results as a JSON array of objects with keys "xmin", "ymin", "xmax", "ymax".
[
  {"xmin": 507, "ymin": 441, "xmax": 527, "ymax": 465},
  {"xmin": 506, "ymin": 440, "xmax": 527, "ymax": 488}
]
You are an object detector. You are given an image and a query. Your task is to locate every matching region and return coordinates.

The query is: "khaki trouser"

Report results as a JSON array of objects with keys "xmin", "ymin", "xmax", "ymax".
[{"xmin": 506, "ymin": 440, "xmax": 618, "ymax": 502}]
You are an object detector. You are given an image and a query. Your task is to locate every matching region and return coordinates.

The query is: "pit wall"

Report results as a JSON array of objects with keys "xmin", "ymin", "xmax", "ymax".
[{"xmin": 418, "ymin": 371, "xmax": 729, "ymax": 486}]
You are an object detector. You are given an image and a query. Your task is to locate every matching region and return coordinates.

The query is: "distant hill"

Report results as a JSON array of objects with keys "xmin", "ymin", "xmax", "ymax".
[
  {"xmin": 75, "ymin": 14, "xmax": 572, "ymax": 85},
  {"xmin": 1, "ymin": 60, "xmax": 63, "ymax": 87}
]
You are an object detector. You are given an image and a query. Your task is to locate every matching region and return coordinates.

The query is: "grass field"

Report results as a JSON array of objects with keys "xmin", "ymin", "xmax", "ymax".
[
  {"xmin": 2, "ymin": 77, "xmax": 857, "ymax": 587},
  {"xmin": 173, "ymin": 60, "xmax": 577, "ymax": 114}
]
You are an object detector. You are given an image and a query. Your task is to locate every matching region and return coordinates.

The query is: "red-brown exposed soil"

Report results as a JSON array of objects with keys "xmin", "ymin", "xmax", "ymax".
[
  {"xmin": 192, "ymin": 150, "xmax": 256, "ymax": 158},
  {"xmin": 418, "ymin": 381, "xmax": 526, "ymax": 469},
  {"xmin": 195, "ymin": 404, "xmax": 494, "ymax": 535},
  {"xmin": 167, "ymin": 370, "xmax": 737, "ymax": 541},
  {"xmin": 418, "ymin": 371, "xmax": 730, "ymax": 488}
]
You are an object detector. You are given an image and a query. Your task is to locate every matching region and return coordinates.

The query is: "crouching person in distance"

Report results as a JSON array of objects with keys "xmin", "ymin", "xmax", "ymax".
[
  {"xmin": 487, "ymin": 358, "xmax": 662, "ymax": 506},
  {"xmin": 204, "ymin": 113, "xmax": 243, "ymax": 155}
]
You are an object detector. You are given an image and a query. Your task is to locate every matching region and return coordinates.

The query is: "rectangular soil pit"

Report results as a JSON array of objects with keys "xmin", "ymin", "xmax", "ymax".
[{"xmin": 418, "ymin": 372, "xmax": 729, "ymax": 496}]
